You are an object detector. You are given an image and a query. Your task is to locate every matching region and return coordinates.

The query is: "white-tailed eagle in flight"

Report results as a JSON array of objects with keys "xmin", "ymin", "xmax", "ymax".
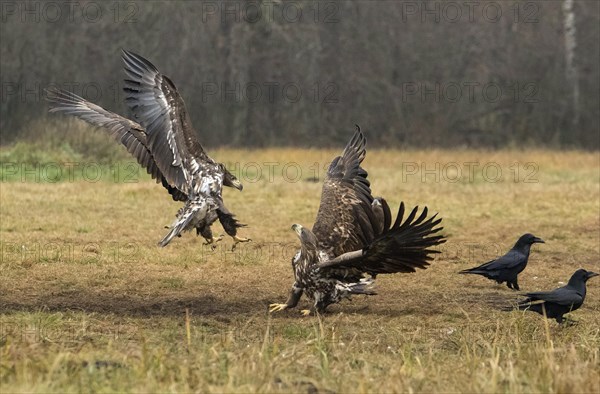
[{"xmin": 47, "ymin": 50, "xmax": 250, "ymax": 249}]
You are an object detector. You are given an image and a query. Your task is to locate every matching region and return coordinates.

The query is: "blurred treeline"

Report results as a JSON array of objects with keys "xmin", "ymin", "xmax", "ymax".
[{"xmin": 1, "ymin": 0, "xmax": 598, "ymax": 149}]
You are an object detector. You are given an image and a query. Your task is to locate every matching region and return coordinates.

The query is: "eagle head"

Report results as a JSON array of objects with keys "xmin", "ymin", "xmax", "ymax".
[
  {"xmin": 292, "ymin": 224, "xmax": 318, "ymax": 258},
  {"xmin": 221, "ymin": 165, "xmax": 243, "ymax": 191}
]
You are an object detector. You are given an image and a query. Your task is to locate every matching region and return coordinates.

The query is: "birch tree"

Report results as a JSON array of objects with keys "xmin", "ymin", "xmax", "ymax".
[{"xmin": 563, "ymin": 0, "xmax": 580, "ymax": 127}]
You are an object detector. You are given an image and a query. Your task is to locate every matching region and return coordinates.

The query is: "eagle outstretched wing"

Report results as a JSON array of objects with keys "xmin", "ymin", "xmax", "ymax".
[
  {"xmin": 318, "ymin": 202, "xmax": 445, "ymax": 276},
  {"xmin": 311, "ymin": 127, "xmax": 380, "ymax": 257},
  {"xmin": 121, "ymin": 50, "xmax": 211, "ymax": 196},
  {"xmin": 46, "ymin": 87, "xmax": 187, "ymax": 202}
]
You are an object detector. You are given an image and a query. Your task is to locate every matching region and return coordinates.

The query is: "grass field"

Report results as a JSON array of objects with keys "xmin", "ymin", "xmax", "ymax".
[{"xmin": 1, "ymin": 135, "xmax": 599, "ymax": 392}]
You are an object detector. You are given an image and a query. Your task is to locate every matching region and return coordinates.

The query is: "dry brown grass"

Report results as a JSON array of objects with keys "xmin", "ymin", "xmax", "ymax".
[{"xmin": 1, "ymin": 146, "xmax": 599, "ymax": 393}]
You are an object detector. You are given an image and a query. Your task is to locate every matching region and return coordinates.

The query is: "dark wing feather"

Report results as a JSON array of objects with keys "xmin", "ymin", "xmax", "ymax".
[
  {"xmin": 121, "ymin": 50, "xmax": 211, "ymax": 195},
  {"xmin": 311, "ymin": 127, "xmax": 379, "ymax": 256},
  {"xmin": 46, "ymin": 87, "xmax": 187, "ymax": 202},
  {"xmin": 372, "ymin": 197, "xmax": 392, "ymax": 237},
  {"xmin": 520, "ymin": 287, "xmax": 583, "ymax": 307},
  {"xmin": 461, "ymin": 249, "xmax": 527, "ymax": 273},
  {"xmin": 318, "ymin": 202, "xmax": 446, "ymax": 276}
]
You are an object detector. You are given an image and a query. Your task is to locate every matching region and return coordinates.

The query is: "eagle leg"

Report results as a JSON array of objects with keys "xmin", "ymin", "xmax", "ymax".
[
  {"xmin": 231, "ymin": 235, "xmax": 252, "ymax": 252},
  {"xmin": 300, "ymin": 309, "xmax": 311, "ymax": 316},
  {"xmin": 203, "ymin": 235, "xmax": 224, "ymax": 250},
  {"xmin": 197, "ymin": 223, "xmax": 223, "ymax": 249},
  {"xmin": 269, "ymin": 284, "xmax": 303, "ymax": 313}
]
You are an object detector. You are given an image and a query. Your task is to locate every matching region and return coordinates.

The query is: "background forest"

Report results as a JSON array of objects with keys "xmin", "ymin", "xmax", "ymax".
[{"xmin": 1, "ymin": 0, "xmax": 598, "ymax": 148}]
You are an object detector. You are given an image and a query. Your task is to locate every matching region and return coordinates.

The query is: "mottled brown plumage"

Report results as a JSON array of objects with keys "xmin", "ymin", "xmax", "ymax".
[
  {"xmin": 47, "ymin": 50, "xmax": 249, "ymax": 248},
  {"xmin": 270, "ymin": 126, "xmax": 446, "ymax": 315},
  {"xmin": 312, "ymin": 129, "xmax": 377, "ymax": 257}
]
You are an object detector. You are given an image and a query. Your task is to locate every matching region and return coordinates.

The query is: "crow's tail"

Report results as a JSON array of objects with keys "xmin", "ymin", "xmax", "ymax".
[{"xmin": 458, "ymin": 268, "xmax": 485, "ymax": 275}]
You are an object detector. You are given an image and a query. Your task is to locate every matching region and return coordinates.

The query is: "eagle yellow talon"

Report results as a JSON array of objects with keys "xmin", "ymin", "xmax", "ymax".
[
  {"xmin": 203, "ymin": 236, "xmax": 223, "ymax": 249},
  {"xmin": 204, "ymin": 236, "xmax": 223, "ymax": 244},
  {"xmin": 269, "ymin": 303, "xmax": 288, "ymax": 313},
  {"xmin": 231, "ymin": 236, "xmax": 252, "ymax": 251},
  {"xmin": 300, "ymin": 309, "xmax": 311, "ymax": 316}
]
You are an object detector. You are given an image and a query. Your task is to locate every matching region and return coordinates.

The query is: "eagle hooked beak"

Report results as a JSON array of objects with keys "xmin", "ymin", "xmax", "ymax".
[{"xmin": 231, "ymin": 179, "xmax": 243, "ymax": 191}]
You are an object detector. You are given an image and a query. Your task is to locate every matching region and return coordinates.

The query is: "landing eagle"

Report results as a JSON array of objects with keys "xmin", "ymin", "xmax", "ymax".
[
  {"xmin": 47, "ymin": 50, "xmax": 249, "ymax": 249},
  {"xmin": 270, "ymin": 127, "xmax": 446, "ymax": 315}
]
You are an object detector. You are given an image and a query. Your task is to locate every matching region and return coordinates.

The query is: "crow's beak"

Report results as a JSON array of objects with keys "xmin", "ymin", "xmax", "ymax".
[
  {"xmin": 586, "ymin": 271, "xmax": 599, "ymax": 279},
  {"xmin": 533, "ymin": 237, "xmax": 545, "ymax": 244}
]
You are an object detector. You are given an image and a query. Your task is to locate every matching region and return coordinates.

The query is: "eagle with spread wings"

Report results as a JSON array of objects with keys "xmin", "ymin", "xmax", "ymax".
[
  {"xmin": 47, "ymin": 50, "xmax": 250, "ymax": 249},
  {"xmin": 270, "ymin": 127, "xmax": 446, "ymax": 315}
]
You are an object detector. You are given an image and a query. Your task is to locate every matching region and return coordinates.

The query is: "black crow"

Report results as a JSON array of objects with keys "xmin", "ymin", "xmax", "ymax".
[
  {"xmin": 510, "ymin": 269, "xmax": 598, "ymax": 323},
  {"xmin": 459, "ymin": 233, "xmax": 544, "ymax": 290}
]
